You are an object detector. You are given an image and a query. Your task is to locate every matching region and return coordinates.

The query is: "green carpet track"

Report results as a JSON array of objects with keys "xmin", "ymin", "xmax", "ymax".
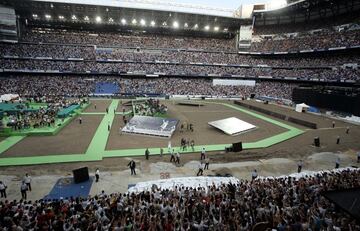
[{"xmin": 0, "ymin": 100, "xmax": 304, "ymax": 166}]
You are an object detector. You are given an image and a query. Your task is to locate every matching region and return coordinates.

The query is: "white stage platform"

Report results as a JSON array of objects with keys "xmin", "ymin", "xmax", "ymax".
[
  {"xmin": 208, "ymin": 117, "xmax": 256, "ymax": 136},
  {"xmin": 121, "ymin": 115, "xmax": 179, "ymax": 138}
]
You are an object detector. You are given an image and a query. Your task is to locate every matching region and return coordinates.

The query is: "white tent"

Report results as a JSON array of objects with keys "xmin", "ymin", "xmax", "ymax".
[{"xmin": 295, "ymin": 103, "xmax": 310, "ymax": 113}]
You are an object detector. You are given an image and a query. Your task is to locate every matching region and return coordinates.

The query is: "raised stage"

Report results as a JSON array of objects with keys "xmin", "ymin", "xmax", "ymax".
[
  {"xmin": 121, "ymin": 115, "xmax": 179, "ymax": 138},
  {"xmin": 208, "ymin": 117, "xmax": 256, "ymax": 136}
]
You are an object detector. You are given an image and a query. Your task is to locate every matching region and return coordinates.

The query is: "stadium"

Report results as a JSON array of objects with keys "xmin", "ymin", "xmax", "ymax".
[{"xmin": 0, "ymin": 0, "xmax": 359, "ymax": 229}]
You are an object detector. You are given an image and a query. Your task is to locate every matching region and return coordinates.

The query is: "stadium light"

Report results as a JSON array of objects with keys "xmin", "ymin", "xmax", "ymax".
[
  {"xmin": 108, "ymin": 18, "xmax": 114, "ymax": 23},
  {"xmin": 95, "ymin": 16, "xmax": 102, "ymax": 23},
  {"xmin": 194, "ymin": 24, "xmax": 198, "ymax": 29},
  {"xmin": 121, "ymin": 18, "xmax": 126, "ymax": 25},
  {"xmin": 45, "ymin": 14, "xmax": 51, "ymax": 19},
  {"xmin": 150, "ymin": 20, "xmax": 156, "ymax": 26},
  {"xmin": 162, "ymin": 21, "xmax": 167, "ymax": 26},
  {"xmin": 173, "ymin": 21, "xmax": 179, "ymax": 29},
  {"xmin": 214, "ymin": 26, "xmax": 219, "ymax": 32},
  {"xmin": 84, "ymin": 16, "xmax": 89, "ymax": 21},
  {"xmin": 204, "ymin": 25, "xmax": 210, "ymax": 31},
  {"xmin": 140, "ymin": 19, "xmax": 146, "ymax": 26},
  {"xmin": 58, "ymin": 15, "xmax": 64, "ymax": 20},
  {"xmin": 71, "ymin": 15, "xmax": 77, "ymax": 20},
  {"xmin": 223, "ymin": 28, "xmax": 228, "ymax": 32},
  {"xmin": 184, "ymin": 23, "xmax": 188, "ymax": 28},
  {"xmin": 32, "ymin": 14, "xmax": 38, "ymax": 19},
  {"xmin": 132, "ymin": 19, "xmax": 137, "ymax": 25}
]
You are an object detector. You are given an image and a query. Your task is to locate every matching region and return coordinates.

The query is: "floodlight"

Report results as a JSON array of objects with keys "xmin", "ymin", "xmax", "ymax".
[
  {"xmin": 95, "ymin": 16, "xmax": 102, "ymax": 23},
  {"xmin": 173, "ymin": 21, "xmax": 179, "ymax": 28},
  {"xmin": 45, "ymin": 14, "xmax": 51, "ymax": 19},
  {"xmin": 150, "ymin": 20, "xmax": 155, "ymax": 26},
  {"xmin": 204, "ymin": 25, "xmax": 210, "ymax": 31},
  {"xmin": 132, "ymin": 19, "xmax": 137, "ymax": 24},
  {"xmin": 71, "ymin": 15, "xmax": 77, "ymax": 20},
  {"xmin": 121, "ymin": 18, "xmax": 126, "ymax": 25},
  {"xmin": 140, "ymin": 19, "xmax": 146, "ymax": 26},
  {"xmin": 214, "ymin": 26, "xmax": 219, "ymax": 31}
]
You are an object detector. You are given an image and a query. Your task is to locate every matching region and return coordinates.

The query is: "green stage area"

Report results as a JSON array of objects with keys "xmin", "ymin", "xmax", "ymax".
[
  {"xmin": 0, "ymin": 103, "xmax": 89, "ymax": 136},
  {"xmin": 0, "ymin": 99, "xmax": 304, "ymax": 166}
]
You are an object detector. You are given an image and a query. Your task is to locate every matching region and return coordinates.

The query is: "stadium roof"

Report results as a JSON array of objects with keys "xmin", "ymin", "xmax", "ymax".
[
  {"xmin": 28, "ymin": 0, "xmax": 237, "ymax": 18},
  {"xmin": 3, "ymin": 0, "xmax": 251, "ymax": 34},
  {"xmin": 253, "ymin": 0, "xmax": 360, "ymax": 25}
]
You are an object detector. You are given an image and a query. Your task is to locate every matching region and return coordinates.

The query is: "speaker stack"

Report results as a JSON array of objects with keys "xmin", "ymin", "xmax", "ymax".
[
  {"xmin": 232, "ymin": 142, "xmax": 243, "ymax": 152},
  {"xmin": 314, "ymin": 137, "xmax": 320, "ymax": 147},
  {"xmin": 73, "ymin": 167, "xmax": 89, "ymax": 183}
]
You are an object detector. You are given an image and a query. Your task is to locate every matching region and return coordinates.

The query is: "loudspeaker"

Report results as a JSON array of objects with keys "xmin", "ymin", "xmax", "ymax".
[
  {"xmin": 250, "ymin": 94, "xmax": 255, "ymax": 99},
  {"xmin": 232, "ymin": 142, "xmax": 243, "ymax": 152},
  {"xmin": 314, "ymin": 137, "xmax": 320, "ymax": 147},
  {"xmin": 201, "ymin": 97, "xmax": 206, "ymax": 100},
  {"xmin": 73, "ymin": 167, "xmax": 89, "ymax": 183},
  {"xmin": 225, "ymin": 147, "xmax": 233, "ymax": 152}
]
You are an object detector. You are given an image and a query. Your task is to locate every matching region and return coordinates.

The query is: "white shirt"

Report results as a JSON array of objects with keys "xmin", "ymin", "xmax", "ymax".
[
  {"xmin": 252, "ymin": 171, "xmax": 258, "ymax": 178},
  {"xmin": 198, "ymin": 163, "xmax": 203, "ymax": 170},
  {"xmin": 0, "ymin": 183, "xmax": 6, "ymax": 190},
  {"xmin": 23, "ymin": 176, "xmax": 31, "ymax": 184},
  {"xmin": 95, "ymin": 169, "xmax": 100, "ymax": 175}
]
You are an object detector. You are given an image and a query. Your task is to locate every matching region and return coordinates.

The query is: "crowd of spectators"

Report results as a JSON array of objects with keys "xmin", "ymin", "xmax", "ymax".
[
  {"xmin": 0, "ymin": 43, "xmax": 94, "ymax": 60},
  {"xmin": 251, "ymin": 29, "xmax": 360, "ymax": 52},
  {"xmin": 119, "ymin": 78, "xmax": 296, "ymax": 99},
  {"xmin": 3, "ymin": 97, "xmax": 84, "ymax": 131},
  {"xmin": 0, "ymin": 168, "xmax": 358, "ymax": 230},
  {"xmin": 0, "ymin": 75, "xmax": 296, "ymax": 99},
  {"xmin": 134, "ymin": 99, "xmax": 168, "ymax": 116},
  {"xmin": 20, "ymin": 28, "xmax": 236, "ymax": 51},
  {"xmin": 96, "ymin": 49, "xmax": 360, "ymax": 67},
  {"xmin": 18, "ymin": 25, "xmax": 360, "ymax": 54},
  {"xmin": 0, "ymin": 76, "xmax": 95, "ymax": 97},
  {"xmin": 1, "ymin": 42, "xmax": 360, "ymax": 67},
  {"xmin": 1, "ymin": 59, "xmax": 358, "ymax": 81}
]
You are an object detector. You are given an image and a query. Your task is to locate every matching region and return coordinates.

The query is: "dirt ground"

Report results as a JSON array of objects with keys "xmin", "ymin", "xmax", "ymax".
[
  {"xmin": 106, "ymin": 101, "xmax": 287, "ymax": 150},
  {"xmin": 240, "ymin": 100, "xmax": 351, "ymax": 128},
  {"xmin": 0, "ymin": 99, "xmax": 359, "ymax": 177},
  {"xmin": 84, "ymin": 99, "xmax": 112, "ymax": 112},
  {"xmin": 117, "ymin": 100, "xmax": 133, "ymax": 112},
  {"xmin": 1, "ymin": 115, "xmax": 103, "ymax": 157}
]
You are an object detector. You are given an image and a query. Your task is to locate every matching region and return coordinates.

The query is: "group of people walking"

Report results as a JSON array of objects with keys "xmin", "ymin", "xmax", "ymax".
[{"xmin": 0, "ymin": 173, "xmax": 32, "ymax": 200}]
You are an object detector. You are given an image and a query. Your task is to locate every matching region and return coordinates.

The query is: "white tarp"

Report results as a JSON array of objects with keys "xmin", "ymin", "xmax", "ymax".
[
  {"xmin": 295, "ymin": 103, "xmax": 310, "ymax": 113},
  {"xmin": 213, "ymin": 79, "xmax": 256, "ymax": 86},
  {"xmin": 0, "ymin": 94, "xmax": 20, "ymax": 102},
  {"xmin": 128, "ymin": 176, "xmax": 239, "ymax": 193},
  {"xmin": 208, "ymin": 117, "xmax": 256, "ymax": 136}
]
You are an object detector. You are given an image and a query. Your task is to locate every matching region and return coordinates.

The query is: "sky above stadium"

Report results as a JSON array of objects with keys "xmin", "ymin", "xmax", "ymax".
[{"xmin": 168, "ymin": 0, "xmax": 271, "ymax": 10}]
